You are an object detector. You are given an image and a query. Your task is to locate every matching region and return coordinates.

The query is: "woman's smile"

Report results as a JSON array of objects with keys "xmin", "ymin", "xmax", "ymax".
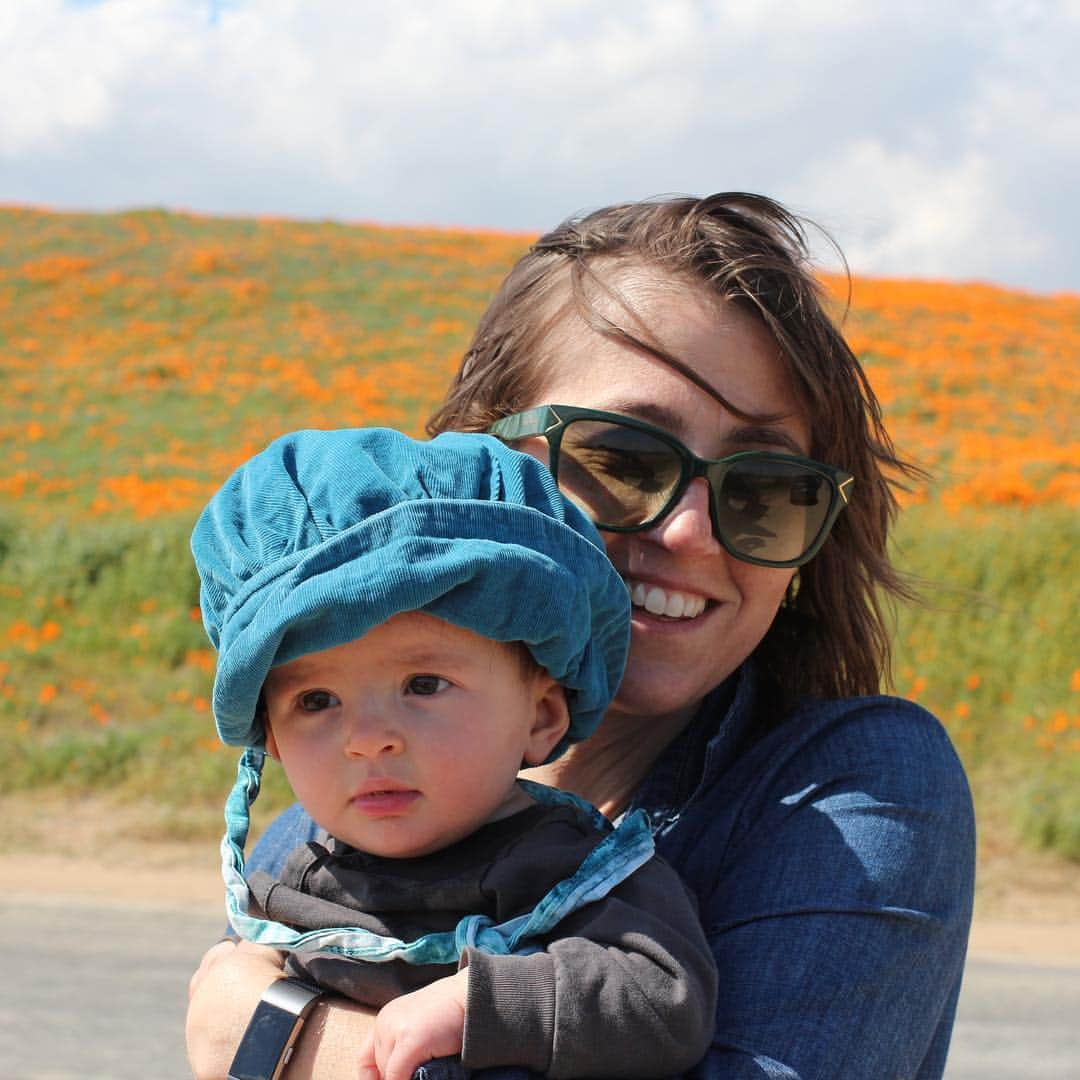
[{"xmin": 624, "ymin": 577, "xmax": 709, "ymax": 620}]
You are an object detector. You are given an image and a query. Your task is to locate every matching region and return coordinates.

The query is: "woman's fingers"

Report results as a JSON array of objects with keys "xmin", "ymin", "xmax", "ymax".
[{"xmin": 187, "ymin": 938, "xmax": 237, "ymax": 1000}]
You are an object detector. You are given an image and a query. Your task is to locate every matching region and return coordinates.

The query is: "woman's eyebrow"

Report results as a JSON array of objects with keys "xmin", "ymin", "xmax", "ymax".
[
  {"xmin": 590, "ymin": 402, "xmax": 804, "ymax": 455},
  {"xmin": 598, "ymin": 400, "xmax": 687, "ymax": 434},
  {"xmin": 724, "ymin": 425, "xmax": 804, "ymax": 453}
]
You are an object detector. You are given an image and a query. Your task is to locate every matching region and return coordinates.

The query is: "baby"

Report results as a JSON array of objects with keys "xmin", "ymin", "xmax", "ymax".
[{"xmin": 192, "ymin": 427, "xmax": 716, "ymax": 1079}]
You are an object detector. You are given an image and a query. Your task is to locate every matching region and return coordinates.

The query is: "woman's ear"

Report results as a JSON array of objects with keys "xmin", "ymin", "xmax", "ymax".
[{"xmin": 522, "ymin": 676, "xmax": 571, "ymax": 766}]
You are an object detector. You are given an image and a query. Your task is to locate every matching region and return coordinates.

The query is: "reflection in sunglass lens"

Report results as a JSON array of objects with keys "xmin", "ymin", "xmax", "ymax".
[
  {"xmin": 713, "ymin": 460, "xmax": 830, "ymax": 564},
  {"xmin": 543, "ymin": 413, "xmax": 838, "ymax": 566},
  {"xmin": 556, "ymin": 420, "xmax": 682, "ymax": 528}
]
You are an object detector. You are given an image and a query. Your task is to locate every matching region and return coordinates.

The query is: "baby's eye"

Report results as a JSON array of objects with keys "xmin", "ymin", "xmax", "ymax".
[
  {"xmin": 406, "ymin": 675, "xmax": 449, "ymax": 696},
  {"xmin": 299, "ymin": 689, "xmax": 340, "ymax": 712}
]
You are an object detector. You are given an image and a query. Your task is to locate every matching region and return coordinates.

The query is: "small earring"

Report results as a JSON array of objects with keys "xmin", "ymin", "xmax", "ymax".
[{"xmin": 783, "ymin": 572, "xmax": 801, "ymax": 606}]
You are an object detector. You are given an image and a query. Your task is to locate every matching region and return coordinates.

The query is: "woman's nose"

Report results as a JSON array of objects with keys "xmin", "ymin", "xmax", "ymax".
[
  {"xmin": 343, "ymin": 707, "xmax": 404, "ymax": 758},
  {"xmin": 641, "ymin": 477, "xmax": 722, "ymax": 556}
]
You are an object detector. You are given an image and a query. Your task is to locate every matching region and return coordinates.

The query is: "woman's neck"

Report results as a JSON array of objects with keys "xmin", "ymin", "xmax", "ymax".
[{"xmin": 522, "ymin": 702, "xmax": 698, "ymax": 819}]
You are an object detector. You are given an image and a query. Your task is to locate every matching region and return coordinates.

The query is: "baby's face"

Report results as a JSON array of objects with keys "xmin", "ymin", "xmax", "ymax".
[{"xmin": 262, "ymin": 611, "xmax": 568, "ymax": 858}]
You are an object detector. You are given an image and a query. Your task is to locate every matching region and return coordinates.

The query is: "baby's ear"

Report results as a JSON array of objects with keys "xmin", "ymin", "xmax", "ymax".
[
  {"xmin": 523, "ymin": 677, "xmax": 571, "ymax": 766},
  {"xmin": 262, "ymin": 720, "xmax": 281, "ymax": 761},
  {"xmin": 256, "ymin": 692, "xmax": 281, "ymax": 759}
]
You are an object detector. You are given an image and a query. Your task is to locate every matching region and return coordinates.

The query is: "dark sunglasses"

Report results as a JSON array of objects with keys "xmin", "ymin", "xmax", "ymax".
[{"xmin": 489, "ymin": 405, "xmax": 853, "ymax": 568}]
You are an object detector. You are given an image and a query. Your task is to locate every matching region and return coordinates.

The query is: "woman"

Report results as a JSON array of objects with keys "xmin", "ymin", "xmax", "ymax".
[{"xmin": 187, "ymin": 192, "xmax": 975, "ymax": 1079}]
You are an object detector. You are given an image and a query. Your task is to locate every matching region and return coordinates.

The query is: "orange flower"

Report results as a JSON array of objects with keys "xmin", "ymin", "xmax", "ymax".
[
  {"xmin": 5, "ymin": 621, "xmax": 33, "ymax": 644},
  {"xmin": 20, "ymin": 254, "xmax": 93, "ymax": 282},
  {"xmin": 185, "ymin": 649, "xmax": 215, "ymax": 673}
]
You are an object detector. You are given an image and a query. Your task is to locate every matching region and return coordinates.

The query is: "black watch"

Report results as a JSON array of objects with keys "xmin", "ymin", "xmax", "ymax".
[{"xmin": 227, "ymin": 976, "xmax": 324, "ymax": 1080}]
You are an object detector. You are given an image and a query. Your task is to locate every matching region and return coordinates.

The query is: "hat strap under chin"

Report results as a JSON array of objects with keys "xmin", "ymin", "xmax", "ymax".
[{"xmin": 219, "ymin": 750, "xmax": 657, "ymax": 961}]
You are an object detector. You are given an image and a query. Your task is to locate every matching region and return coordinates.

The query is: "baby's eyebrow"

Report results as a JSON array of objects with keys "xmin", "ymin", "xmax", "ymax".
[
  {"xmin": 264, "ymin": 660, "xmax": 325, "ymax": 690},
  {"xmin": 394, "ymin": 646, "xmax": 476, "ymax": 669}
]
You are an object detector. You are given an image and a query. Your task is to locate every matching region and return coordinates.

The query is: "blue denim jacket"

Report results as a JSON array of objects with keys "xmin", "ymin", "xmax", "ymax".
[{"xmin": 246, "ymin": 659, "xmax": 975, "ymax": 1079}]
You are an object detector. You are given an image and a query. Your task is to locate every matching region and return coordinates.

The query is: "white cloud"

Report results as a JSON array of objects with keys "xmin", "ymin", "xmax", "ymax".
[
  {"xmin": 0, "ymin": 1, "xmax": 180, "ymax": 152},
  {"xmin": 799, "ymin": 141, "xmax": 1048, "ymax": 282},
  {"xmin": 0, "ymin": 0, "xmax": 1077, "ymax": 291}
]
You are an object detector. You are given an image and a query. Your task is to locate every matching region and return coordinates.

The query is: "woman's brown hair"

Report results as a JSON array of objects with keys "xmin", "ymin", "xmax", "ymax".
[{"xmin": 428, "ymin": 193, "xmax": 921, "ymax": 703}]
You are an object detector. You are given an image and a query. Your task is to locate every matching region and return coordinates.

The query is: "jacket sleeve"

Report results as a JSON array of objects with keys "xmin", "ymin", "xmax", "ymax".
[
  {"xmin": 460, "ymin": 854, "xmax": 718, "ymax": 1078},
  {"xmin": 686, "ymin": 699, "xmax": 975, "ymax": 1079}
]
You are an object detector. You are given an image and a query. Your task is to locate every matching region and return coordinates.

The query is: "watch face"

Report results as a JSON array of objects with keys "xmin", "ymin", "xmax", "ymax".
[{"xmin": 229, "ymin": 1003, "xmax": 302, "ymax": 1080}]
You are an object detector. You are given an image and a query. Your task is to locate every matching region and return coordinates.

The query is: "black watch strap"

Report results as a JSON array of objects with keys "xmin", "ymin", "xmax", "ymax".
[{"xmin": 227, "ymin": 976, "xmax": 324, "ymax": 1080}]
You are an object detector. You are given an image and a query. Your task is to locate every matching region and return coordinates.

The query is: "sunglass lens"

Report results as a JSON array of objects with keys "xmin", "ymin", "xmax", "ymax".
[
  {"xmin": 714, "ymin": 459, "xmax": 831, "ymax": 564},
  {"xmin": 556, "ymin": 420, "xmax": 682, "ymax": 528}
]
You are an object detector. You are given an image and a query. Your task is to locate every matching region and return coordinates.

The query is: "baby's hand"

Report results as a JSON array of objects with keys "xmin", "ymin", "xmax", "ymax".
[{"xmin": 358, "ymin": 968, "xmax": 469, "ymax": 1080}]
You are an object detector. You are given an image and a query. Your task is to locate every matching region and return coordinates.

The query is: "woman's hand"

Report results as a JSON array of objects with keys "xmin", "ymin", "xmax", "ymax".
[
  {"xmin": 186, "ymin": 939, "xmax": 286, "ymax": 1079},
  {"xmin": 187, "ymin": 938, "xmax": 245, "ymax": 1001},
  {"xmin": 186, "ymin": 938, "xmax": 381, "ymax": 1079},
  {"xmin": 358, "ymin": 968, "xmax": 469, "ymax": 1080}
]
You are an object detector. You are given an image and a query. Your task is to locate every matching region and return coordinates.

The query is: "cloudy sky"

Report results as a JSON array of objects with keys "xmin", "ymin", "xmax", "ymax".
[{"xmin": 3, "ymin": 0, "xmax": 1077, "ymax": 293}]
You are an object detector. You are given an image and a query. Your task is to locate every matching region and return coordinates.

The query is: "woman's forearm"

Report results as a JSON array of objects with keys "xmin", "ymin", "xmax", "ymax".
[
  {"xmin": 277, "ymin": 995, "xmax": 378, "ymax": 1078},
  {"xmin": 185, "ymin": 940, "xmax": 378, "ymax": 1079}
]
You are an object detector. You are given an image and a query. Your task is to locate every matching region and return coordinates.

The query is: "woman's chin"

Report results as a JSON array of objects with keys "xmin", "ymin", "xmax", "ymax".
[
  {"xmin": 612, "ymin": 614, "xmax": 748, "ymax": 727},
  {"xmin": 610, "ymin": 665, "xmax": 713, "ymax": 732}
]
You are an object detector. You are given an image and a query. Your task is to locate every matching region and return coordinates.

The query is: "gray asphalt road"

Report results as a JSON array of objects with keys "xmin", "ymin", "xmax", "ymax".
[
  {"xmin": 945, "ymin": 959, "xmax": 1080, "ymax": 1079},
  {"xmin": 0, "ymin": 898, "xmax": 222, "ymax": 1079},
  {"xmin": 0, "ymin": 898, "xmax": 1076, "ymax": 1079}
]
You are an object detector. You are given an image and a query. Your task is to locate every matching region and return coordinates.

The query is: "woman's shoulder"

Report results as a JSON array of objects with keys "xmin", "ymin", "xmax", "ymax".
[
  {"xmin": 791, "ymin": 690, "xmax": 943, "ymax": 726},
  {"xmin": 787, "ymin": 690, "xmax": 952, "ymax": 740},
  {"xmin": 677, "ymin": 687, "xmax": 974, "ymax": 859},
  {"xmin": 784, "ymin": 693, "xmax": 965, "ymax": 773},
  {"xmin": 694, "ymin": 674, "xmax": 970, "ymax": 803},
  {"xmin": 671, "ymin": 688, "xmax": 976, "ymax": 928},
  {"xmin": 757, "ymin": 692, "xmax": 972, "ymax": 806},
  {"xmin": 711, "ymin": 693, "xmax": 977, "ymax": 877}
]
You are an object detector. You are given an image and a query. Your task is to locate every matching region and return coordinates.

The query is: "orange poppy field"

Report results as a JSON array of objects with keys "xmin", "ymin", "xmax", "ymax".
[{"xmin": 1, "ymin": 206, "xmax": 1077, "ymax": 856}]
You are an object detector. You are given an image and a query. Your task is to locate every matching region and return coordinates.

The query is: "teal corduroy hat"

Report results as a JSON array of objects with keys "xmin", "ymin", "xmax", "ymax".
[{"xmin": 191, "ymin": 428, "xmax": 629, "ymax": 759}]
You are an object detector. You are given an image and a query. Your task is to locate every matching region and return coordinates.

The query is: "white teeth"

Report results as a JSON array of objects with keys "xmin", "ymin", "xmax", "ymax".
[
  {"xmin": 664, "ymin": 591, "xmax": 685, "ymax": 617},
  {"xmin": 645, "ymin": 586, "xmax": 667, "ymax": 615},
  {"xmin": 626, "ymin": 579, "xmax": 707, "ymax": 620}
]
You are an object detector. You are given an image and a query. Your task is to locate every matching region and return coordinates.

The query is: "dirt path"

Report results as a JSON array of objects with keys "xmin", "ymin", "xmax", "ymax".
[{"xmin": 3, "ymin": 792, "xmax": 1078, "ymax": 966}]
